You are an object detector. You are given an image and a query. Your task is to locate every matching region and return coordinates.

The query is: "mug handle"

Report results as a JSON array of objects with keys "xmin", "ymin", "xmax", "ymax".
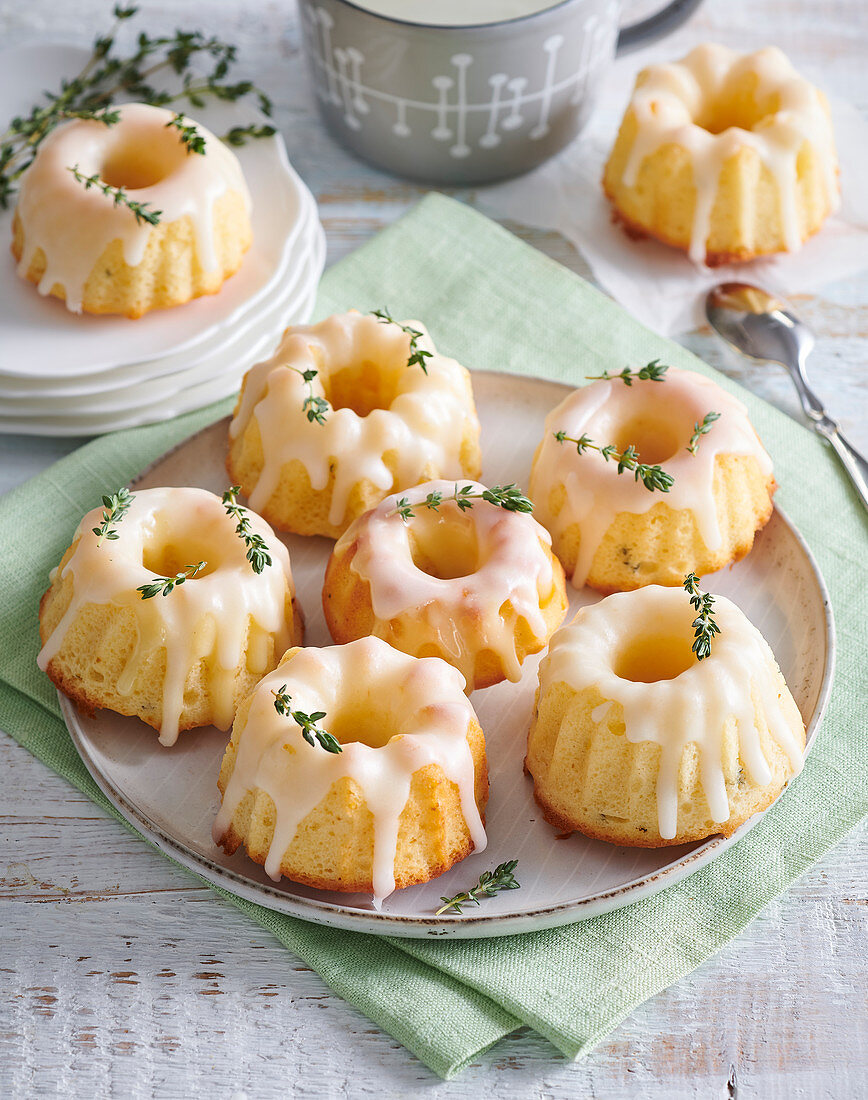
[{"xmin": 617, "ymin": 0, "xmax": 705, "ymax": 54}]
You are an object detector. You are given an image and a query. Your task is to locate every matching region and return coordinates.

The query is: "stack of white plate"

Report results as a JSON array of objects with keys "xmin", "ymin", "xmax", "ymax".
[{"xmin": 0, "ymin": 44, "xmax": 325, "ymax": 437}]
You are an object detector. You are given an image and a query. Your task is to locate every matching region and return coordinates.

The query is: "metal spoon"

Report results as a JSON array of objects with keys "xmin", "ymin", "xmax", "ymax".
[{"xmin": 706, "ymin": 282, "xmax": 868, "ymax": 513}]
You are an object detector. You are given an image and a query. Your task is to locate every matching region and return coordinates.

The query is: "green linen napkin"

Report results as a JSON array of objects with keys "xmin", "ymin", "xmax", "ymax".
[{"xmin": 1, "ymin": 194, "xmax": 865, "ymax": 1079}]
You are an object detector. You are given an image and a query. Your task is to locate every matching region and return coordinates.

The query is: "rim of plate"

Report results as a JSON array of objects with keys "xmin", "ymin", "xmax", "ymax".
[
  {"xmin": 0, "ymin": 218, "xmax": 325, "ymax": 419},
  {"xmin": 61, "ymin": 372, "xmax": 837, "ymax": 939},
  {"xmin": 0, "ymin": 42, "xmax": 319, "ymax": 377}
]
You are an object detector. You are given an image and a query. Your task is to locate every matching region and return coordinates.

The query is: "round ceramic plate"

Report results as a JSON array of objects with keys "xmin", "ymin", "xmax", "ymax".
[
  {"xmin": 0, "ymin": 218, "xmax": 326, "ymax": 428},
  {"xmin": 0, "ymin": 43, "xmax": 317, "ymax": 377},
  {"xmin": 61, "ymin": 372, "xmax": 835, "ymax": 939}
]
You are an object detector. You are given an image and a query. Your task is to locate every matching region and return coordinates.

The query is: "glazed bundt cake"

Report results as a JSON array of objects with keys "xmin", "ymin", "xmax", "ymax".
[
  {"xmin": 212, "ymin": 636, "xmax": 489, "ymax": 903},
  {"xmin": 38, "ymin": 486, "xmax": 302, "ymax": 745},
  {"xmin": 226, "ymin": 311, "xmax": 483, "ymax": 539},
  {"xmin": 13, "ymin": 103, "xmax": 252, "ymax": 316},
  {"xmin": 529, "ymin": 365, "xmax": 775, "ymax": 592},
  {"xmin": 526, "ymin": 584, "xmax": 806, "ymax": 846},
  {"xmin": 603, "ymin": 44, "xmax": 839, "ymax": 265}
]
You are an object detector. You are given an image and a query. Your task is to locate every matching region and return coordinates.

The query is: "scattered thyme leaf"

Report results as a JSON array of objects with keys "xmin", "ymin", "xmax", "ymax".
[
  {"xmin": 289, "ymin": 366, "xmax": 329, "ymax": 424},
  {"xmin": 390, "ymin": 483, "xmax": 532, "ymax": 522},
  {"xmin": 687, "ymin": 411, "xmax": 721, "ymax": 455},
  {"xmin": 272, "ymin": 685, "xmax": 342, "ymax": 754},
  {"xmin": 371, "ymin": 308, "xmax": 432, "ymax": 375},
  {"xmin": 137, "ymin": 560, "xmax": 206, "ymax": 600},
  {"xmin": 554, "ymin": 431, "xmax": 674, "ymax": 493},
  {"xmin": 222, "ymin": 486, "xmax": 272, "ymax": 574},
  {"xmin": 587, "ymin": 359, "xmax": 670, "ymax": 386},
  {"xmin": 68, "ymin": 164, "xmax": 162, "ymax": 224},
  {"xmin": 436, "ymin": 859, "xmax": 520, "ymax": 916},
  {"xmin": 683, "ymin": 572, "xmax": 720, "ymax": 660},
  {"xmin": 92, "ymin": 487, "xmax": 135, "ymax": 545},
  {"xmin": 166, "ymin": 111, "xmax": 205, "ymax": 154}
]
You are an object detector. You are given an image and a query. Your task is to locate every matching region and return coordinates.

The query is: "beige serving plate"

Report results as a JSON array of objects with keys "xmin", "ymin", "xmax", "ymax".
[{"xmin": 61, "ymin": 371, "xmax": 836, "ymax": 939}]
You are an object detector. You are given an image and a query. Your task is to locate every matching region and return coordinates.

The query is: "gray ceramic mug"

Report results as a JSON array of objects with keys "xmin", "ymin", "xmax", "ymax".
[{"xmin": 297, "ymin": 0, "xmax": 704, "ymax": 184}]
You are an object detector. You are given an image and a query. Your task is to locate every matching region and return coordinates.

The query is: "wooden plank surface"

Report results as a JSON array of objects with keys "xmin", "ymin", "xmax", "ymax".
[{"xmin": 1, "ymin": 0, "xmax": 866, "ymax": 1096}]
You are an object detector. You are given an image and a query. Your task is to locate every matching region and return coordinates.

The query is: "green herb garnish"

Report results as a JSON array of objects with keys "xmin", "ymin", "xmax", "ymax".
[
  {"xmin": 554, "ymin": 431, "xmax": 674, "ymax": 493},
  {"xmin": 587, "ymin": 359, "xmax": 669, "ymax": 386},
  {"xmin": 137, "ymin": 560, "xmax": 206, "ymax": 599},
  {"xmin": 687, "ymin": 411, "xmax": 721, "ymax": 455},
  {"xmin": 68, "ymin": 165, "xmax": 162, "ymax": 224},
  {"xmin": 683, "ymin": 572, "xmax": 720, "ymax": 660},
  {"xmin": 436, "ymin": 859, "xmax": 520, "ymax": 916},
  {"xmin": 371, "ymin": 309, "xmax": 432, "ymax": 375},
  {"xmin": 392, "ymin": 483, "xmax": 533, "ymax": 522},
  {"xmin": 289, "ymin": 367, "xmax": 329, "ymax": 425},
  {"xmin": 1, "ymin": 4, "xmax": 275, "ymax": 210},
  {"xmin": 166, "ymin": 111, "xmax": 205, "ymax": 154},
  {"xmin": 92, "ymin": 487, "xmax": 135, "ymax": 545},
  {"xmin": 272, "ymin": 686, "xmax": 342, "ymax": 754},
  {"xmin": 222, "ymin": 486, "xmax": 272, "ymax": 574}
]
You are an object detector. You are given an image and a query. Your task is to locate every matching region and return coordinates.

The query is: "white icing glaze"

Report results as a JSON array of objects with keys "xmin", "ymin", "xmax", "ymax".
[
  {"xmin": 617, "ymin": 44, "xmax": 839, "ymax": 262},
  {"xmin": 15, "ymin": 103, "xmax": 251, "ymax": 311},
  {"xmin": 333, "ymin": 479, "xmax": 560, "ymax": 685},
  {"xmin": 229, "ymin": 312, "xmax": 480, "ymax": 529},
  {"xmin": 212, "ymin": 636, "xmax": 487, "ymax": 904},
  {"xmin": 529, "ymin": 367, "xmax": 773, "ymax": 588},
  {"xmin": 539, "ymin": 585, "xmax": 805, "ymax": 839},
  {"xmin": 37, "ymin": 487, "xmax": 296, "ymax": 746}
]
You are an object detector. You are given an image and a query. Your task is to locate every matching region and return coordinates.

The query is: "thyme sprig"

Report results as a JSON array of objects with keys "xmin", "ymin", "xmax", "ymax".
[
  {"xmin": 587, "ymin": 359, "xmax": 669, "ymax": 386},
  {"xmin": 137, "ymin": 560, "xmax": 206, "ymax": 599},
  {"xmin": 392, "ymin": 483, "xmax": 533, "ymax": 522},
  {"xmin": 683, "ymin": 572, "xmax": 720, "ymax": 660},
  {"xmin": 166, "ymin": 111, "xmax": 205, "ymax": 154},
  {"xmin": 436, "ymin": 859, "xmax": 520, "ymax": 916},
  {"xmin": 554, "ymin": 431, "xmax": 674, "ymax": 493},
  {"xmin": 68, "ymin": 165, "xmax": 162, "ymax": 224},
  {"xmin": 222, "ymin": 486, "xmax": 272, "ymax": 574},
  {"xmin": 1, "ymin": 4, "xmax": 275, "ymax": 209},
  {"xmin": 92, "ymin": 487, "xmax": 135, "ymax": 545},
  {"xmin": 290, "ymin": 367, "xmax": 330, "ymax": 424},
  {"xmin": 272, "ymin": 686, "xmax": 342, "ymax": 754},
  {"xmin": 687, "ymin": 411, "xmax": 721, "ymax": 455},
  {"xmin": 371, "ymin": 309, "xmax": 432, "ymax": 375}
]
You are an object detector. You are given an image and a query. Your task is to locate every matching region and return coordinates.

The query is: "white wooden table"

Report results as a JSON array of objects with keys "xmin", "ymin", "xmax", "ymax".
[{"xmin": 1, "ymin": 2, "xmax": 866, "ymax": 1096}]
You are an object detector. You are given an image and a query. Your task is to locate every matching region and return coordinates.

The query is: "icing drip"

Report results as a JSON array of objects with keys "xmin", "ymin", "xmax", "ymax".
[
  {"xmin": 529, "ymin": 367, "xmax": 773, "ymax": 588},
  {"xmin": 539, "ymin": 586, "xmax": 805, "ymax": 839},
  {"xmin": 229, "ymin": 312, "xmax": 480, "ymax": 529},
  {"xmin": 15, "ymin": 103, "xmax": 251, "ymax": 311},
  {"xmin": 619, "ymin": 44, "xmax": 839, "ymax": 263},
  {"xmin": 212, "ymin": 637, "xmax": 487, "ymax": 904},
  {"xmin": 37, "ymin": 487, "xmax": 295, "ymax": 746},
  {"xmin": 335, "ymin": 480, "xmax": 559, "ymax": 685}
]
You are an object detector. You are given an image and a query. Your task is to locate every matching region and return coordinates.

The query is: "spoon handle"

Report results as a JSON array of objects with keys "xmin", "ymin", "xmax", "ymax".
[{"xmin": 789, "ymin": 356, "xmax": 868, "ymax": 513}]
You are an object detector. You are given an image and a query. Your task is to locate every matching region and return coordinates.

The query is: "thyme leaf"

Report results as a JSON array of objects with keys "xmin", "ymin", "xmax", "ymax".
[
  {"xmin": 91, "ymin": 487, "xmax": 135, "ymax": 545},
  {"xmin": 554, "ymin": 431, "xmax": 674, "ymax": 493},
  {"xmin": 392, "ymin": 483, "xmax": 533, "ymax": 522},
  {"xmin": 436, "ymin": 860, "xmax": 520, "ymax": 916},
  {"xmin": 222, "ymin": 486, "xmax": 272, "ymax": 574},
  {"xmin": 68, "ymin": 164, "xmax": 162, "ymax": 224},
  {"xmin": 587, "ymin": 359, "xmax": 669, "ymax": 386},
  {"xmin": 137, "ymin": 560, "xmax": 206, "ymax": 599},
  {"xmin": 687, "ymin": 411, "xmax": 721, "ymax": 455},
  {"xmin": 683, "ymin": 572, "xmax": 720, "ymax": 660},
  {"xmin": 272, "ymin": 686, "xmax": 342, "ymax": 754},
  {"xmin": 371, "ymin": 308, "xmax": 432, "ymax": 375}
]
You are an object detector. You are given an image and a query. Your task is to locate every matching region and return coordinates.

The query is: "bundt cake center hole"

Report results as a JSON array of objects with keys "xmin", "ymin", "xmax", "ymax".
[
  {"xmin": 615, "ymin": 634, "xmax": 696, "ymax": 683},
  {"xmin": 100, "ymin": 137, "xmax": 185, "ymax": 191},
  {"xmin": 327, "ymin": 359, "xmax": 402, "ymax": 418},
  {"xmin": 142, "ymin": 540, "xmax": 219, "ymax": 580},
  {"xmin": 327, "ymin": 707, "xmax": 396, "ymax": 748},
  {"xmin": 694, "ymin": 84, "xmax": 781, "ymax": 135},
  {"xmin": 409, "ymin": 516, "xmax": 480, "ymax": 580},
  {"xmin": 613, "ymin": 416, "xmax": 681, "ymax": 466}
]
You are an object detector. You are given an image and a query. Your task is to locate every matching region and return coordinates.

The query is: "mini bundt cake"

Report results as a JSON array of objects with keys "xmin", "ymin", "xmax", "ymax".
[
  {"xmin": 212, "ymin": 636, "xmax": 488, "ymax": 903},
  {"xmin": 526, "ymin": 585, "xmax": 806, "ymax": 846},
  {"xmin": 13, "ymin": 103, "xmax": 252, "ymax": 316},
  {"xmin": 226, "ymin": 311, "xmax": 483, "ymax": 539},
  {"xmin": 38, "ymin": 486, "xmax": 302, "ymax": 746},
  {"xmin": 529, "ymin": 365, "xmax": 775, "ymax": 591},
  {"xmin": 322, "ymin": 480, "xmax": 569, "ymax": 691},
  {"xmin": 603, "ymin": 44, "xmax": 839, "ymax": 265}
]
